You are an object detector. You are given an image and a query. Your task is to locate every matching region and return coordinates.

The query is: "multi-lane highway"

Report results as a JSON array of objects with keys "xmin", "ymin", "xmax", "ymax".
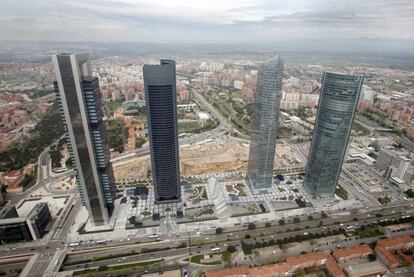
[
  {"xmin": 57, "ymin": 203, "xmax": 414, "ymax": 273},
  {"xmin": 7, "ymin": 202, "xmax": 406, "ymax": 275}
]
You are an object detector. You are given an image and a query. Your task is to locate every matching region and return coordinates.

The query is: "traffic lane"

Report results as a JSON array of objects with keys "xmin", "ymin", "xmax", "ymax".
[
  {"xmin": 63, "ymin": 247, "xmax": 192, "ymax": 271},
  {"xmin": 4, "ymin": 203, "xmax": 402, "ymax": 258},
  {"xmin": 64, "ymin": 212, "xmax": 411, "ymax": 270}
]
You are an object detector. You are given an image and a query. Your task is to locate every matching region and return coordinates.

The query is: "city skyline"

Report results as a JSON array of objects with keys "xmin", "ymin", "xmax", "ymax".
[{"xmin": 1, "ymin": 41, "xmax": 414, "ymax": 276}]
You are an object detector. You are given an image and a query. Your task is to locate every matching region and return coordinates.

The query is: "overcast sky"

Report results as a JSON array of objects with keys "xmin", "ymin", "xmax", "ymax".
[{"xmin": 1, "ymin": 0, "xmax": 413, "ymax": 45}]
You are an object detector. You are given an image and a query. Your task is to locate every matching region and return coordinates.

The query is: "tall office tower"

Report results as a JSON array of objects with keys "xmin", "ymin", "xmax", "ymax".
[
  {"xmin": 144, "ymin": 60, "xmax": 181, "ymax": 203},
  {"xmin": 305, "ymin": 72, "xmax": 363, "ymax": 198},
  {"xmin": 52, "ymin": 53, "xmax": 116, "ymax": 226},
  {"xmin": 246, "ymin": 55, "xmax": 284, "ymax": 193}
]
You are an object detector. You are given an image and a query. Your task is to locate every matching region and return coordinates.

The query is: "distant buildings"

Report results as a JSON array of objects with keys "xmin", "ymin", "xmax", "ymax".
[
  {"xmin": 246, "ymin": 55, "xmax": 284, "ymax": 193},
  {"xmin": 375, "ymin": 146, "xmax": 414, "ymax": 184},
  {"xmin": 52, "ymin": 53, "xmax": 116, "ymax": 226},
  {"xmin": 0, "ymin": 203, "xmax": 51, "ymax": 243},
  {"xmin": 305, "ymin": 73, "xmax": 363, "ymax": 198},
  {"xmin": 144, "ymin": 60, "xmax": 181, "ymax": 203}
]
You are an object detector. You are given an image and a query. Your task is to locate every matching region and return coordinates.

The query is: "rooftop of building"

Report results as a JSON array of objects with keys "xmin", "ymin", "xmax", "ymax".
[
  {"xmin": 377, "ymin": 236, "xmax": 414, "ymax": 249},
  {"xmin": 375, "ymin": 245, "xmax": 400, "ymax": 265},
  {"xmin": 333, "ymin": 244, "xmax": 373, "ymax": 260},
  {"xmin": 0, "ymin": 202, "xmax": 49, "ymax": 226},
  {"xmin": 4, "ymin": 170, "xmax": 22, "ymax": 178},
  {"xmin": 344, "ymin": 261, "xmax": 387, "ymax": 277},
  {"xmin": 205, "ymin": 251, "xmax": 345, "ymax": 277},
  {"xmin": 204, "ymin": 265, "xmax": 250, "ymax": 277}
]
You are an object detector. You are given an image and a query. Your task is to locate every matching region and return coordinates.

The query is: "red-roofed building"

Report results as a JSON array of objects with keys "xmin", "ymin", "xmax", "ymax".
[
  {"xmin": 333, "ymin": 245, "xmax": 373, "ymax": 262},
  {"xmin": 375, "ymin": 245, "xmax": 400, "ymax": 269},
  {"xmin": 377, "ymin": 236, "xmax": 414, "ymax": 250},
  {"xmin": 205, "ymin": 251, "xmax": 345, "ymax": 277},
  {"xmin": 204, "ymin": 265, "xmax": 249, "ymax": 277}
]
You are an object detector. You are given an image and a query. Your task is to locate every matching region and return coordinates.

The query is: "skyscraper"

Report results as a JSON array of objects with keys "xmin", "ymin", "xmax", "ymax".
[
  {"xmin": 52, "ymin": 53, "xmax": 116, "ymax": 226},
  {"xmin": 246, "ymin": 55, "xmax": 284, "ymax": 193},
  {"xmin": 305, "ymin": 72, "xmax": 363, "ymax": 198},
  {"xmin": 144, "ymin": 60, "xmax": 181, "ymax": 203}
]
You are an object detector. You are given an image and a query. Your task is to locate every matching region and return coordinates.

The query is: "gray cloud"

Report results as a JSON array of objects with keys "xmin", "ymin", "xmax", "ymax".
[{"xmin": 0, "ymin": 0, "xmax": 413, "ymax": 44}]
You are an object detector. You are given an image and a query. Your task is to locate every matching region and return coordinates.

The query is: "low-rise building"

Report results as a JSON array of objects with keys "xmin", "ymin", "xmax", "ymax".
[
  {"xmin": 333, "ymin": 245, "xmax": 373, "ymax": 262},
  {"xmin": 375, "ymin": 245, "xmax": 400, "ymax": 269},
  {"xmin": 0, "ymin": 202, "xmax": 51, "ymax": 243},
  {"xmin": 343, "ymin": 261, "xmax": 387, "ymax": 277},
  {"xmin": 205, "ymin": 251, "xmax": 345, "ymax": 277},
  {"xmin": 375, "ymin": 236, "xmax": 414, "ymax": 269}
]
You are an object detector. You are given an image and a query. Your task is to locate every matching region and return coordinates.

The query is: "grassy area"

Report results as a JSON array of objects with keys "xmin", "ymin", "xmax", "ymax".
[
  {"xmin": 186, "ymin": 253, "xmax": 222, "ymax": 265},
  {"xmin": 73, "ymin": 259, "xmax": 163, "ymax": 276},
  {"xmin": 104, "ymin": 100, "xmax": 123, "ymax": 117},
  {"xmin": 335, "ymin": 186, "xmax": 348, "ymax": 200},
  {"xmin": 378, "ymin": 196, "xmax": 391, "ymax": 204},
  {"xmin": 356, "ymin": 227, "xmax": 384, "ymax": 238},
  {"xmin": 178, "ymin": 120, "xmax": 203, "ymax": 133},
  {"xmin": 352, "ymin": 121, "xmax": 370, "ymax": 135},
  {"xmin": 107, "ymin": 119, "xmax": 128, "ymax": 153},
  {"xmin": 64, "ymin": 250, "xmax": 141, "ymax": 266}
]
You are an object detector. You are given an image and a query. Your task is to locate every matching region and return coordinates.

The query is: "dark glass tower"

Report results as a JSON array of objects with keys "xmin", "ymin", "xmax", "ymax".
[
  {"xmin": 144, "ymin": 60, "xmax": 181, "ymax": 203},
  {"xmin": 305, "ymin": 72, "xmax": 363, "ymax": 198},
  {"xmin": 52, "ymin": 53, "xmax": 116, "ymax": 225},
  {"xmin": 246, "ymin": 55, "xmax": 284, "ymax": 193}
]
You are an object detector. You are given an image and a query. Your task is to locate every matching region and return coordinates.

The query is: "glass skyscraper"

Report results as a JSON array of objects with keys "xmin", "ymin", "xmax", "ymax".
[
  {"xmin": 247, "ymin": 55, "xmax": 284, "ymax": 193},
  {"xmin": 52, "ymin": 53, "xmax": 116, "ymax": 225},
  {"xmin": 144, "ymin": 60, "xmax": 181, "ymax": 203},
  {"xmin": 304, "ymin": 72, "xmax": 363, "ymax": 198}
]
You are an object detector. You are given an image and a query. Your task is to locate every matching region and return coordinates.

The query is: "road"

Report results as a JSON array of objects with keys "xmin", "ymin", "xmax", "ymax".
[
  {"xmin": 60, "ymin": 206, "xmax": 414, "ymax": 272},
  {"xmin": 1, "ymin": 197, "xmax": 413, "ymax": 275},
  {"xmin": 22, "ymin": 202, "xmax": 408, "ymax": 272}
]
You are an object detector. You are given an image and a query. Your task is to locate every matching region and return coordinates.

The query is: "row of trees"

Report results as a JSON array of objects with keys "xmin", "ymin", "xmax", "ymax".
[{"xmin": 242, "ymin": 228, "xmax": 346, "ymax": 255}]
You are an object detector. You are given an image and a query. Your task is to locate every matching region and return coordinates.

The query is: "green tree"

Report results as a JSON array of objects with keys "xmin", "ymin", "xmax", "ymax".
[
  {"xmin": 97, "ymin": 265, "xmax": 108, "ymax": 272},
  {"xmin": 195, "ymin": 238, "xmax": 204, "ymax": 247},
  {"xmin": 248, "ymin": 223, "xmax": 256, "ymax": 230},
  {"xmin": 265, "ymin": 222, "xmax": 272, "ymax": 228},
  {"xmin": 215, "ymin": 227, "xmax": 223, "ymax": 234},
  {"xmin": 279, "ymin": 219, "xmax": 286, "ymax": 225},
  {"xmin": 368, "ymin": 253, "xmax": 377, "ymax": 262},
  {"xmin": 107, "ymin": 119, "xmax": 128, "ymax": 153},
  {"xmin": 221, "ymin": 250, "xmax": 231, "ymax": 263},
  {"xmin": 227, "ymin": 245, "xmax": 237, "ymax": 253}
]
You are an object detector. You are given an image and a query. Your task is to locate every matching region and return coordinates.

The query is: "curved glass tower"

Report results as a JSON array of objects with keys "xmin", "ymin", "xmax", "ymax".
[
  {"xmin": 144, "ymin": 60, "xmax": 181, "ymax": 203},
  {"xmin": 52, "ymin": 53, "xmax": 116, "ymax": 226},
  {"xmin": 304, "ymin": 72, "xmax": 363, "ymax": 198},
  {"xmin": 247, "ymin": 55, "xmax": 284, "ymax": 193}
]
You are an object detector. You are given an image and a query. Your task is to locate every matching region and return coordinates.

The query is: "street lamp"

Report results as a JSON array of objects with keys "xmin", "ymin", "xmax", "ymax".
[{"xmin": 187, "ymin": 231, "xmax": 192, "ymax": 255}]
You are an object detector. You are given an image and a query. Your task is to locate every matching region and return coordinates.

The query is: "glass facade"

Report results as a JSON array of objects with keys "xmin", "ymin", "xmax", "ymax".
[
  {"xmin": 305, "ymin": 72, "xmax": 363, "ymax": 198},
  {"xmin": 144, "ymin": 60, "xmax": 181, "ymax": 203},
  {"xmin": 247, "ymin": 55, "xmax": 284, "ymax": 192},
  {"xmin": 53, "ymin": 53, "xmax": 115, "ymax": 225}
]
